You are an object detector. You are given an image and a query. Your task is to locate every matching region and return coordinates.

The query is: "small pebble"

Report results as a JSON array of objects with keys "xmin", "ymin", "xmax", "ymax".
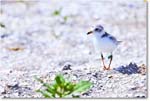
[
  {"xmin": 1, "ymin": 34, "xmax": 9, "ymax": 38},
  {"xmin": 93, "ymin": 72, "xmax": 98, "ymax": 78},
  {"xmin": 62, "ymin": 63, "xmax": 72, "ymax": 70}
]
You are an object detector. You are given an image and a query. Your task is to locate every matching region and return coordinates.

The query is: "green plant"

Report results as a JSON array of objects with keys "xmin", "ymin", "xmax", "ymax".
[
  {"xmin": 63, "ymin": 16, "xmax": 68, "ymax": 22},
  {"xmin": 35, "ymin": 75, "xmax": 92, "ymax": 98},
  {"xmin": 52, "ymin": 8, "xmax": 69, "ymax": 23},
  {"xmin": 53, "ymin": 9, "xmax": 61, "ymax": 16},
  {"xmin": 0, "ymin": 23, "xmax": 5, "ymax": 28}
]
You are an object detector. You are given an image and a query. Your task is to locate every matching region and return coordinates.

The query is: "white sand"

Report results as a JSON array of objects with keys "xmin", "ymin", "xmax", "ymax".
[{"xmin": 0, "ymin": 0, "xmax": 147, "ymax": 98}]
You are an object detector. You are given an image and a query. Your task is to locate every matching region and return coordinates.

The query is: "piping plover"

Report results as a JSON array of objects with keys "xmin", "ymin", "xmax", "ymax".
[{"xmin": 87, "ymin": 25, "xmax": 121, "ymax": 70}]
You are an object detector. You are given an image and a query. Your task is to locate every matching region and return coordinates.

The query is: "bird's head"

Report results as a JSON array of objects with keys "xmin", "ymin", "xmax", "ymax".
[{"xmin": 87, "ymin": 25, "xmax": 104, "ymax": 35}]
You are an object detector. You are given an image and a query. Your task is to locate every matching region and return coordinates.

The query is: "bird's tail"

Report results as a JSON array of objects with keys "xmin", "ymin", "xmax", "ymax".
[{"xmin": 117, "ymin": 41, "xmax": 122, "ymax": 45}]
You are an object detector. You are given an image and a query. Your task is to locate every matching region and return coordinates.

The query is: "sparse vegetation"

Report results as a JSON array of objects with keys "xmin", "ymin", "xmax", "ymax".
[
  {"xmin": 35, "ymin": 75, "xmax": 92, "ymax": 98},
  {"xmin": 53, "ymin": 9, "xmax": 61, "ymax": 16},
  {"xmin": 52, "ymin": 8, "xmax": 69, "ymax": 23},
  {"xmin": 0, "ymin": 23, "xmax": 5, "ymax": 28}
]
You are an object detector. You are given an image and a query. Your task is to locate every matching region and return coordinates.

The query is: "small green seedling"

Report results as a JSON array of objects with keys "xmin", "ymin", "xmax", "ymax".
[
  {"xmin": 52, "ymin": 8, "xmax": 69, "ymax": 23},
  {"xmin": 0, "ymin": 23, "xmax": 5, "ymax": 28},
  {"xmin": 53, "ymin": 9, "xmax": 61, "ymax": 16},
  {"xmin": 63, "ymin": 16, "xmax": 68, "ymax": 22},
  {"xmin": 35, "ymin": 75, "xmax": 92, "ymax": 98}
]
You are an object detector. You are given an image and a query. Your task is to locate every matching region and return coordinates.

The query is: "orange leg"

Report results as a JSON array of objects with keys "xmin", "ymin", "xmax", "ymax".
[
  {"xmin": 101, "ymin": 53, "xmax": 107, "ymax": 70},
  {"xmin": 107, "ymin": 55, "xmax": 113, "ymax": 70}
]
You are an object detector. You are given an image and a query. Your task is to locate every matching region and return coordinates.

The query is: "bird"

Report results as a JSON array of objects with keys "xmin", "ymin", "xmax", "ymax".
[{"xmin": 87, "ymin": 25, "xmax": 121, "ymax": 70}]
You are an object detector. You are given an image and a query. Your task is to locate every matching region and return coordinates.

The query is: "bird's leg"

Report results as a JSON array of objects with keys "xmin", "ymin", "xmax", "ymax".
[
  {"xmin": 107, "ymin": 54, "xmax": 113, "ymax": 70},
  {"xmin": 101, "ymin": 53, "xmax": 107, "ymax": 70}
]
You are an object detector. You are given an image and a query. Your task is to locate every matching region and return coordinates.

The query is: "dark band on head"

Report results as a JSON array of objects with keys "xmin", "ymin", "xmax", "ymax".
[{"xmin": 94, "ymin": 25, "xmax": 104, "ymax": 32}]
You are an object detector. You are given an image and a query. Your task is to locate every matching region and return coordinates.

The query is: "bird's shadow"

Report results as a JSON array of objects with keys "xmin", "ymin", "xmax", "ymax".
[{"xmin": 113, "ymin": 62, "xmax": 145, "ymax": 75}]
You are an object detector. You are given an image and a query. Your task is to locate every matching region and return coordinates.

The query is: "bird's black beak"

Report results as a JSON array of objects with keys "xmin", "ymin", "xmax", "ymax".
[{"xmin": 87, "ymin": 31, "xmax": 93, "ymax": 35}]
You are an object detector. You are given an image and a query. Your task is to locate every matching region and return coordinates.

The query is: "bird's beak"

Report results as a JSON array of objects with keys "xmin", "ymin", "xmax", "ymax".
[{"xmin": 87, "ymin": 31, "xmax": 93, "ymax": 35}]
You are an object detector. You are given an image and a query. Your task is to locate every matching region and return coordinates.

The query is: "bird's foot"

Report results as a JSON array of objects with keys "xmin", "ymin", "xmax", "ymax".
[
  {"xmin": 103, "ymin": 67, "xmax": 111, "ymax": 70},
  {"xmin": 105, "ymin": 67, "xmax": 111, "ymax": 70},
  {"xmin": 103, "ymin": 66, "xmax": 107, "ymax": 70}
]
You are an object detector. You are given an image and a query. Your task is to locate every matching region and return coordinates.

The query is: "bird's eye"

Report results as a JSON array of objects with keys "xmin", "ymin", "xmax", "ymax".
[{"xmin": 95, "ymin": 28, "xmax": 99, "ymax": 31}]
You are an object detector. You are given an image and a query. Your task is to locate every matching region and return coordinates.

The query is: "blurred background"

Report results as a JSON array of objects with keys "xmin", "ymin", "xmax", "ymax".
[
  {"xmin": 0, "ymin": 0, "xmax": 146, "ymax": 74},
  {"xmin": 0, "ymin": 0, "xmax": 147, "ymax": 98}
]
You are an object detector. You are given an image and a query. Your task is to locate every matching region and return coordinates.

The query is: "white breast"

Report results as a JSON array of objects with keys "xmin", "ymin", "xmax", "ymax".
[{"xmin": 92, "ymin": 33, "xmax": 117, "ymax": 53}]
